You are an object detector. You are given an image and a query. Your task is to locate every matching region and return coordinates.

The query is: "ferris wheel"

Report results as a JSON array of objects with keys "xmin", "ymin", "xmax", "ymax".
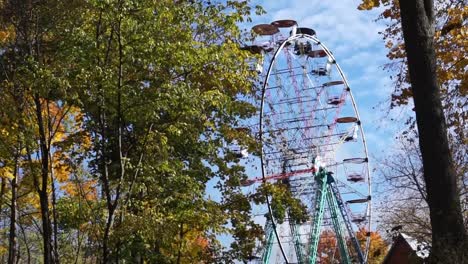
[{"xmin": 242, "ymin": 20, "xmax": 372, "ymax": 264}]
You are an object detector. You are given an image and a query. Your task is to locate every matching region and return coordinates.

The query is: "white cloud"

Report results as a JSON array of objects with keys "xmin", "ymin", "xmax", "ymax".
[
  {"xmin": 253, "ymin": 0, "xmax": 385, "ymax": 53},
  {"xmin": 245, "ymin": 0, "xmax": 400, "ymax": 165},
  {"xmin": 242, "ymin": 0, "xmax": 407, "ymax": 233},
  {"xmin": 248, "ymin": 0, "xmax": 390, "ymax": 99}
]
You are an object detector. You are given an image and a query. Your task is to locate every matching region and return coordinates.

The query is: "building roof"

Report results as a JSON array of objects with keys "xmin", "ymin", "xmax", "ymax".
[
  {"xmin": 382, "ymin": 233, "xmax": 431, "ymax": 264},
  {"xmin": 400, "ymin": 233, "xmax": 430, "ymax": 259}
]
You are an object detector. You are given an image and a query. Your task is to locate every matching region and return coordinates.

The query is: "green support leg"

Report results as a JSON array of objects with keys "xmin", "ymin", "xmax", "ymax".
[
  {"xmin": 262, "ymin": 220, "xmax": 274, "ymax": 264},
  {"xmin": 308, "ymin": 170, "xmax": 328, "ymax": 264},
  {"xmin": 290, "ymin": 222, "xmax": 305, "ymax": 263},
  {"xmin": 330, "ymin": 182, "xmax": 365, "ymax": 263},
  {"xmin": 326, "ymin": 184, "xmax": 351, "ymax": 264}
]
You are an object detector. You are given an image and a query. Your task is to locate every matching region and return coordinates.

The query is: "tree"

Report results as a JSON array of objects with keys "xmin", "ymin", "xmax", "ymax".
[
  {"xmin": 317, "ymin": 229, "xmax": 340, "ymax": 264},
  {"xmin": 375, "ymin": 134, "xmax": 432, "ymax": 243},
  {"xmin": 62, "ymin": 0, "xmax": 262, "ymax": 262},
  {"xmin": 375, "ymin": 131, "xmax": 467, "ymax": 244},
  {"xmin": 398, "ymin": 4, "xmax": 467, "ymax": 261},
  {"xmin": 0, "ymin": 0, "xmax": 266, "ymax": 263},
  {"xmin": 356, "ymin": 228, "xmax": 387, "ymax": 264},
  {"xmin": 315, "ymin": 228, "xmax": 387, "ymax": 264},
  {"xmin": 0, "ymin": 1, "xmax": 85, "ymax": 262},
  {"xmin": 359, "ymin": 0, "xmax": 467, "ymax": 262}
]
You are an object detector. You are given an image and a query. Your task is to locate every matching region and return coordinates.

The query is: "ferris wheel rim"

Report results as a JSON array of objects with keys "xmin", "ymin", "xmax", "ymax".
[{"xmin": 257, "ymin": 33, "xmax": 373, "ymax": 263}]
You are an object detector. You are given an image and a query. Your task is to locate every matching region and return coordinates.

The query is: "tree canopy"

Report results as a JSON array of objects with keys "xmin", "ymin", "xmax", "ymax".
[{"xmin": 0, "ymin": 0, "xmax": 266, "ymax": 263}]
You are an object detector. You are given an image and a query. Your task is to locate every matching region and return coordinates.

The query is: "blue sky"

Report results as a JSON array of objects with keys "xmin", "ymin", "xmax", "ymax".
[
  {"xmin": 236, "ymin": 0, "xmax": 418, "ymax": 235},
  {"xmin": 210, "ymin": 0, "xmax": 418, "ymax": 256},
  {"xmin": 211, "ymin": 1, "xmax": 415, "ymax": 255},
  {"xmin": 245, "ymin": 0, "xmax": 413, "ymax": 169}
]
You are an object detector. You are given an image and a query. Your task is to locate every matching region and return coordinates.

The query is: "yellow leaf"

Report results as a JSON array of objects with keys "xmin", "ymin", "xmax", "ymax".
[
  {"xmin": 0, "ymin": 167, "xmax": 15, "ymax": 180},
  {"xmin": 0, "ymin": 128, "xmax": 8, "ymax": 136},
  {"xmin": 60, "ymin": 183, "xmax": 78, "ymax": 196},
  {"xmin": 53, "ymin": 162, "xmax": 70, "ymax": 182},
  {"xmin": 358, "ymin": 0, "xmax": 382, "ymax": 10}
]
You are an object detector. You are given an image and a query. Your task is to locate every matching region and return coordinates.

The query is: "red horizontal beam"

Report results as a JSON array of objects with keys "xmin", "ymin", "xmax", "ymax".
[{"xmin": 242, "ymin": 167, "xmax": 317, "ymax": 186}]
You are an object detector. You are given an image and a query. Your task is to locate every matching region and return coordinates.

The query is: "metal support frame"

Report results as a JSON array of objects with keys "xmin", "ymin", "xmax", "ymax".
[
  {"xmin": 283, "ymin": 150, "xmax": 306, "ymax": 263},
  {"xmin": 326, "ymin": 175, "xmax": 351, "ymax": 264},
  {"xmin": 262, "ymin": 220, "xmax": 274, "ymax": 264},
  {"xmin": 290, "ymin": 222, "xmax": 305, "ymax": 263},
  {"xmin": 330, "ymin": 181, "xmax": 365, "ymax": 263},
  {"xmin": 306, "ymin": 170, "xmax": 365, "ymax": 264},
  {"xmin": 308, "ymin": 169, "xmax": 328, "ymax": 263}
]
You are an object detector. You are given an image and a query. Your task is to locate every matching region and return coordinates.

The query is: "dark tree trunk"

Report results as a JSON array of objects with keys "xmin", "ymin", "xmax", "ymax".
[
  {"xmin": 102, "ymin": 202, "xmax": 115, "ymax": 264},
  {"xmin": 102, "ymin": 12, "xmax": 126, "ymax": 263},
  {"xmin": 50, "ymin": 173, "xmax": 60, "ymax": 263},
  {"xmin": 46, "ymin": 105, "xmax": 60, "ymax": 264},
  {"xmin": 7, "ymin": 178, "xmax": 17, "ymax": 264},
  {"xmin": 398, "ymin": 0, "xmax": 467, "ymax": 262},
  {"xmin": 34, "ymin": 95, "xmax": 53, "ymax": 264},
  {"xmin": 8, "ymin": 155, "xmax": 19, "ymax": 264}
]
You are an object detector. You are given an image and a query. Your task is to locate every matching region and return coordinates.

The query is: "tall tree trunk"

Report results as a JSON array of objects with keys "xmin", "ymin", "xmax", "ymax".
[
  {"xmin": 102, "ymin": 200, "xmax": 115, "ymax": 264},
  {"xmin": 7, "ymin": 177, "xmax": 16, "ymax": 264},
  {"xmin": 102, "ymin": 10, "xmax": 125, "ymax": 263},
  {"xmin": 0, "ymin": 178, "xmax": 5, "ymax": 212},
  {"xmin": 8, "ymin": 154, "xmax": 19, "ymax": 264},
  {"xmin": 19, "ymin": 222, "xmax": 31, "ymax": 264},
  {"xmin": 398, "ymin": 0, "xmax": 467, "ymax": 262},
  {"xmin": 47, "ymin": 107, "xmax": 60, "ymax": 264},
  {"xmin": 34, "ymin": 94, "xmax": 53, "ymax": 264},
  {"xmin": 50, "ymin": 171, "xmax": 60, "ymax": 263}
]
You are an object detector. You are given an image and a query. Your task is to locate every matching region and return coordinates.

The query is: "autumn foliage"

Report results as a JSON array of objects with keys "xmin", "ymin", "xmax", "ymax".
[
  {"xmin": 359, "ymin": 0, "xmax": 467, "ymax": 262},
  {"xmin": 316, "ymin": 228, "xmax": 387, "ymax": 263},
  {"xmin": 358, "ymin": 0, "xmax": 466, "ymax": 139},
  {"xmin": 0, "ymin": 0, "xmax": 265, "ymax": 263}
]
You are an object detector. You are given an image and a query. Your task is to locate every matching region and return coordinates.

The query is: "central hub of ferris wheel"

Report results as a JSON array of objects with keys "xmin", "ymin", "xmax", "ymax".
[{"xmin": 241, "ymin": 20, "xmax": 372, "ymax": 264}]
